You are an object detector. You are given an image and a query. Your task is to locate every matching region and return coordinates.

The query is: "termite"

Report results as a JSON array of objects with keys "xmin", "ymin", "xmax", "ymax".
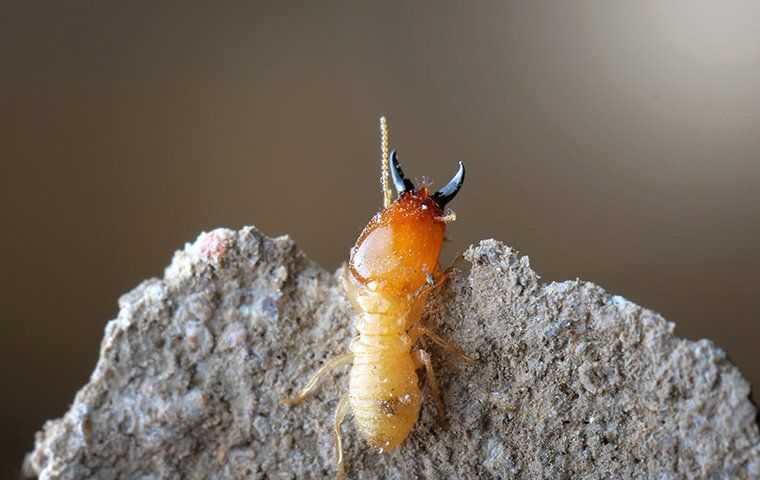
[{"xmin": 282, "ymin": 116, "xmax": 474, "ymax": 479}]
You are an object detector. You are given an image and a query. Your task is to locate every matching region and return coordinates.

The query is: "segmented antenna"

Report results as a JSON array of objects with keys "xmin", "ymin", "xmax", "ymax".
[{"xmin": 380, "ymin": 116, "xmax": 392, "ymax": 208}]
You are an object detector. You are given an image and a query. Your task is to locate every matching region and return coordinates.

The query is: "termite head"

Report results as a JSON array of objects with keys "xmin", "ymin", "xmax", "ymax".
[{"xmin": 348, "ymin": 150, "xmax": 465, "ymax": 296}]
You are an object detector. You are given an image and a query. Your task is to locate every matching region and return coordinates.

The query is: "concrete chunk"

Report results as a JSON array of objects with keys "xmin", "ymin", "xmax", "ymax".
[{"xmin": 25, "ymin": 227, "xmax": 760, "ymax": 479}]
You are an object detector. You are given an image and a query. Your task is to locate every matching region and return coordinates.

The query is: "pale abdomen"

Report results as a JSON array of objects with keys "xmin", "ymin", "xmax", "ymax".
[{"xmin": 348, "ymin": 348, "xmax": 421, "ymax": 451}]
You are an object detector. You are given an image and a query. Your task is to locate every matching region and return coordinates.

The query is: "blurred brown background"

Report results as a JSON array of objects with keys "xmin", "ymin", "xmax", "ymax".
[{"xmin": 2, "ymin": 1, "xmax": 759, "ymax": 475}]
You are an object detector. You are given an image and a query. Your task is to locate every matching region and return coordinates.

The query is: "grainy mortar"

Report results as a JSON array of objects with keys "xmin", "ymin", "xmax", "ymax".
[{"xmin": 25, "ymin": 227, "xmax": 760, "ymax": 479}]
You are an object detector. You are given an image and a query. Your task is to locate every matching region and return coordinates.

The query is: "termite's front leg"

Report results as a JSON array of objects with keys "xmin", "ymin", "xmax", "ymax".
[
  {"xmin": 425, "ymin": 255, "xmax": 468, "ymax": 293},
  {"xmin": 281, "ymin": 352, "xmax": 354, "ymax": 406}
]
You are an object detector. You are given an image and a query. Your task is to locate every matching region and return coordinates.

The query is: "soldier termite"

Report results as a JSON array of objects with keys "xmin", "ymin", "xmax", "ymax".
[{"xmin": 282, "ymin": 116, "xmax": 474, "ymax": 479}]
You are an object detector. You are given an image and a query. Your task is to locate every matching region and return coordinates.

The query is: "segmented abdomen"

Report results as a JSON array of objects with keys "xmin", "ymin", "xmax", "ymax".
[
  {"xmin": 343, "ymin": 270, "xmax": 426, "ymax": 451},
  {"xmin": 348, "ymin": 339, "xmax": 421, "ymax": 451}
]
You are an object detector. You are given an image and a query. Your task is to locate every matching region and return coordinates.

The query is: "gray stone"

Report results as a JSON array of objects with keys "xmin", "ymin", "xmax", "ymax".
[{"xmin": 25, "ymin": 227, "xmax": 760, "ymax": 479}]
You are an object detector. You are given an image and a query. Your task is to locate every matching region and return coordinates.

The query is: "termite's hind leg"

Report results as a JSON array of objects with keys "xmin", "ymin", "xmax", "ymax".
[
  {"xmin": 413, "ymin": 326, "xmax": 476, "ymax": 364},
  {"xmin": 334, "ymin": 394, "xmax": 350, "ymax": 480},
  {"xmin": 281, "ymin": 353, "xmax": 354, "ymax": 406},
  {"xmin": 413, "ymin": 349, "xmax": 445, "ymax": 420}
]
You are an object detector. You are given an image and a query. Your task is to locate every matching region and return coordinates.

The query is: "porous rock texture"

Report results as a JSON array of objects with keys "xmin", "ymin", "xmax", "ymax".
[{"xmin": 26, "ymin": 227, "xmax": 760, "ymax": 479}]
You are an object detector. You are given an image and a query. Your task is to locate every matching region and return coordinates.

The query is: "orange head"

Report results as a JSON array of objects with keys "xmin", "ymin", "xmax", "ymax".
[{"xmin": 349, "ymin": 149, "xmax": 465, "ymax": 297}]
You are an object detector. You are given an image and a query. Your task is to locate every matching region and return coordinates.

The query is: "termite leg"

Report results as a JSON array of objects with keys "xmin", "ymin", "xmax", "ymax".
[
  {"xmin": 413, "ymin": 326, "xmax": 476, "ymax": 364},
  {"xmin": 429, "ymin": 270, "xmax": 449, "ymax": 290},
  {"xmin": 413, "ymin": 349, "xmax": 445, "ymax": 418},
  {"xmin": 334, "ymin": 394, "xmax": 350, "ymax": 480},
  {"xmin": 419, "ymin": 257, "xmax": 467, "ymax": 299},
  {"xmin": 281, "ymin": 353, "xmax": 354, "ymax": 406},
  {"xmin": 442, "ymin": 254, "xmax": 466, "ymax": 275},
  {"xmin": 417, "ymin": 269, "xmax": 449, "ymax": 299}
]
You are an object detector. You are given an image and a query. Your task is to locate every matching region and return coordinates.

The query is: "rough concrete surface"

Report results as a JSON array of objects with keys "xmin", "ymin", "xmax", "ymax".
[{"xmin": 25, "ymin": 227, "xmax": 760, "ymax": 479}]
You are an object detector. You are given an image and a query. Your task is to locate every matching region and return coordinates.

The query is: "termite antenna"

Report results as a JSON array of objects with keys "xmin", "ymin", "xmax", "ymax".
[{"xmin": 380, "ymin": 116, "xmax": 393, "ymax": 208}]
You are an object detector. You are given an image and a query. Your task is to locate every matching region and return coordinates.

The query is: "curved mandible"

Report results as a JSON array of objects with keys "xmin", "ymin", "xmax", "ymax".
[
  {"xmin": 389, "ymin": 149, "xmax": 415, "ymax": 195},
  {"xmin": 431, "ymin": 161, "xmax": 465, "ymax": 208}
]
